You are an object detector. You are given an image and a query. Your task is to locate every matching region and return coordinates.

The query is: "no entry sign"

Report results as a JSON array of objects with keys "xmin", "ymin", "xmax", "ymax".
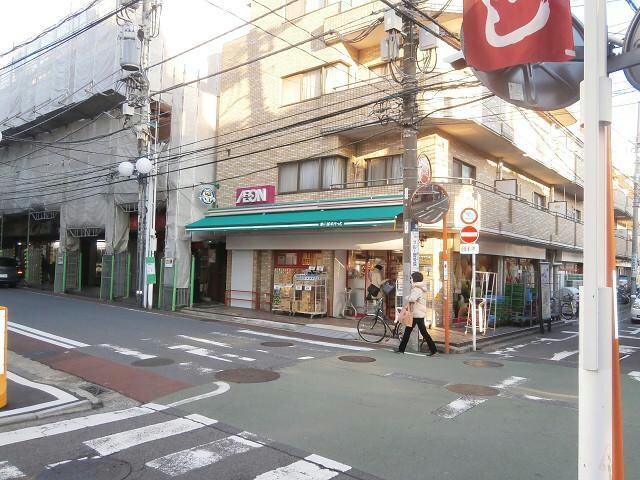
[{"xmin": 460, "ymin": 225, "xmax": 479, "ymax": 244}]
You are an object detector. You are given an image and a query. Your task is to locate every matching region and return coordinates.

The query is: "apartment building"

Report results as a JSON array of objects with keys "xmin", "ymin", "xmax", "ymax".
[
  {"xmin": 185, "ymin": 0, "xmax": 622, "ymax": 327},
  {"xmin": 0, "ymin": 0, "xmax": 220, "ymax": 308}
]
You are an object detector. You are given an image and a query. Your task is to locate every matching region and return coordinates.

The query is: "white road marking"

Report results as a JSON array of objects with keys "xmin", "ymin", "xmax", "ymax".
[
  {"xmin": 177, "ymin": 362, "xmax": 219, "ymax": 374},
  {"xmin": 0, "ymin": 372, "xmax": 79, "ymax": 418},
  {"xmin": 8, "ymin": 322, "xmax": 90, "ymax": 348},
  {"xmin": 256, "ymin": 349, "xmax": 270, "ymax": 353},
  {"xmin": 165, "ymin": 382, "xmax": 231, "ymax": 408},
  {"xmin": 540, "ymin": 332, "xmax": 579, "ymax": 342},
  {"xmin": 222, "ymin": 353, "xmax": 256, "ymax": 362},
  {"xmin": 431, "ymin": 396, "xmax": 487, "ymax": 419},
  {"xmin": 255, "ymin": 454, "xmax": 351, "ymax": 480},
  {"xmin": 146, "ymin": 435, "xmax": 262, "ymax": 476},
  {"xmin": 619, "ymin": 345, "xmax": 639, "ymax": 355},
  {"xmin": 305, "ymin": 455, "xmax": 350, "ymax": 472},
  {"xmin": 298, "ymin": 356, "xmax": 315, "ymax": 360},
  {"xmin": 629, "ymin": 371, "xmax": 640, "ymax": 383},
  {"xmin": 97, "ymin": 344, "xmax": 155, "ymax": 360},
  {"xmin": 0, "ymin": 404, "xmax": 167, "ymax": 447},
  {"xmin": 168, "ymin": 345, "xmax": 233, "ymax": 363},
  {"xmin": 84, "ymin": 414, "xmax": 217, "ymax": 456},
  {"xmin": 7, "ymin": 327, "xmax": 78, "ymax": 350},
  {"xmin": 492, "ymin": 376, "xmax": 527, "ymax": 389},
  {"xmin": 237, "ymin": 330, "xmax": 373, "ymax": 351},
  {"xmin": 176, "ymin": 335, "xmax": 232, "ymax": 348},
  {"xmin": 0, "ymin": 461, "xmax": 25, "ymax": 479},
  {"xmin": 621, "ymin": 327, "xmax": 640, "ymax": 335},
  {"xmin": 549, "ymin": 350, "xmax": 579, "ymax": 361}
]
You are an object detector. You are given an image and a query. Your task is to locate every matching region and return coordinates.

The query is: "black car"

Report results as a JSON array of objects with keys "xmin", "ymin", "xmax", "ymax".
[{"xmin": 0, "ymin": 256, "xmax": 18, "ymax": 288}]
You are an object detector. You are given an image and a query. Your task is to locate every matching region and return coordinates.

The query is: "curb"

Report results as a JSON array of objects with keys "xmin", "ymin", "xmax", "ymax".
[{"xmin": 0, "ymin": 398, "xmax": 97, "ymax": 427}]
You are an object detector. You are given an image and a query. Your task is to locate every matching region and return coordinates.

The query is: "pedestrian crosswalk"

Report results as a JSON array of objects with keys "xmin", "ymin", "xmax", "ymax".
[{"xmin": 0, "ymin": 405, "xmax": 369, "ymax": 480}]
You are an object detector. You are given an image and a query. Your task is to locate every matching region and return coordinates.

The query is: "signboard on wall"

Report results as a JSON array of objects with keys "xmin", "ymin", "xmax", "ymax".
[{"xmin": 235, "ymin": 185, "xmax": 276, "ymax": 206}]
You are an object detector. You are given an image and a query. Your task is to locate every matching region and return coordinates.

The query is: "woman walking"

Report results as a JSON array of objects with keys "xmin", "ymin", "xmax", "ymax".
[{"xmin": 395, "ymin": 272, "xmax": 438, "ymax": 356}]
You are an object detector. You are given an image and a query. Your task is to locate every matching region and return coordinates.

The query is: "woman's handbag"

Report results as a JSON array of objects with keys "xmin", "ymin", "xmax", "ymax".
[
  {"xmin": 398, "ymin": 304, "xmax": 413, "ymax": 327},
  {"xmin": 367, "ymin": 283, "xmax": 381, "ymax": 298}
]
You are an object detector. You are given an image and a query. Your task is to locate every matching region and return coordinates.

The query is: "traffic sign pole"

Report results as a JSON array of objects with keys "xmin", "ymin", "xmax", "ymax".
[{"xmin": 472, "ymin": 252, "xmax": 476, "ymax": 352}]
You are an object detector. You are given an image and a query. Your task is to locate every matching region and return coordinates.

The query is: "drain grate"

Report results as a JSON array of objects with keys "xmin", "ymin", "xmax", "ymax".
[
  {"xmin": 131, "ymin": 357, "xmax": 175, "ymax": 367},
  {"xmin": 446, "ymin": 384, "xmax": 500, "ymax": 397},
  {"xmin": 338, "ymin": 355, "xmax": 376, "ymax": 363},
  {"xmin": 260, "ymin": 341, "xmax": 294, "ymax": 347},
  {"xmin": 80, "ymin": 384, "xmax": 109, "ymax": 396},
  {"xmin": 36, "ymin": 458, "xmax": 131, "ymax": 480},
  {"xmin": 464, "ymin": 359, "xmax": 504, "ymax": 368},
  {"xmin": 215, "ymin": 368, "xmax": 280, "ymax": 383}
]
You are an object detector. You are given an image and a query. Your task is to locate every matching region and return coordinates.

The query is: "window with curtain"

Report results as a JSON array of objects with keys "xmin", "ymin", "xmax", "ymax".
[
  {"xmin": 301, "ymin": 70, "xmax": 321, "ymax": 100},
  {"xmin": 278, "ymin": 157, "xmax": 346, "ymax": 193},
  {"xmin": 452, "ymin": 158, "xmax": 476, "ymax": 180},
  {"xmin": 278, "ymin": 162, "xmax": 299, "ymax": 193},
  {"xmin": 366, "ymin": 155, "xmax": 403, "ymax": 186},
  {"xmin": 324, "ymin": 64, "xmax": 349, "ymax": 93},
  {"xmin": 299, "ymin": 159, "xmax": 321, "ymax": 190},
  {"xmin": 282, "ymin": 75, "xmax": 302, "ymax": 105},
  {"xmin": 322, "ymin": 156, "xmax": 346, "ymax": 189}
]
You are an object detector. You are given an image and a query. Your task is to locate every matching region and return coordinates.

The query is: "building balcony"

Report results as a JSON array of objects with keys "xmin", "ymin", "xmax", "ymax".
[
  {"xmin": 614, "ymin": 188, "xmax": 633, "ymax": 219},
  {"xmin": 615, "ymin": 230, "xmax": 632, "ymax": 260}
]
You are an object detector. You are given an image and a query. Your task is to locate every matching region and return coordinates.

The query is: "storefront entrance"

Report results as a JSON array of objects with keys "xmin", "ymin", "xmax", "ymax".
[{"xmin": 192, "ymin": 242, "xmax": 227, "ymax": 304}]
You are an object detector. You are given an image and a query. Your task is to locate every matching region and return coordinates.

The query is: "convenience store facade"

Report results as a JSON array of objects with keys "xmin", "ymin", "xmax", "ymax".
[{"xmin": 187, "ymin": 194, "xmax": 583, "ymax": 325}]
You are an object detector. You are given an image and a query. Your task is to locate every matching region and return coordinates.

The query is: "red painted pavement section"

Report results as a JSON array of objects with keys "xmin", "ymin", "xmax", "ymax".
[{"xmin": 9, "ymin": 332, "xmax": 192, "ymax": 403}]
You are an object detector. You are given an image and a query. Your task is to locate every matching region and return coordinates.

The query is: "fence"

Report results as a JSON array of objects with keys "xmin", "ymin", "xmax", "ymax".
[
  {"xmin": 157, "ymin": 256, "xmax": 196, "ymax": 311},
  {"xmin": 53, "ymin": 252, "xmax": 82, "ymax": 293},
  {"xmin": 100, "ymin": 253, "xmax": 131, "ymax": 301}
]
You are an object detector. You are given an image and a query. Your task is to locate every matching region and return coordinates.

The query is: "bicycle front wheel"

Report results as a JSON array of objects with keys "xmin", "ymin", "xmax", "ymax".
[{"xmin": 357, "ymin": 315, "xmax": 386, "ymax": 343}]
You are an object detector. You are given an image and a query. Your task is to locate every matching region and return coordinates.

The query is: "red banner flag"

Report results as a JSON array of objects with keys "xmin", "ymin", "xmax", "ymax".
[{"xmin": 462, "ymin": 0, "xmax": 575, "ymax": 71}]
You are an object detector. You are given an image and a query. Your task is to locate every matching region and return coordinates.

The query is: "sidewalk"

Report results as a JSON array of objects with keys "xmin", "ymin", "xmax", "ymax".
[
  {"xmin": 184, "ymin": 303, "xmax": 558, "ymax": 353},
  {"xmin": 0, "ymin": 352, "xmax": 100, "ymax": 427}
]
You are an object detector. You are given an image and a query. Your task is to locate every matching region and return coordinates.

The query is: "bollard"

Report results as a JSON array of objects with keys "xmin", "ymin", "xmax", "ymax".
[{"xmin": 0, "ymin": 306, "xmax": 7, "ymax": 408}]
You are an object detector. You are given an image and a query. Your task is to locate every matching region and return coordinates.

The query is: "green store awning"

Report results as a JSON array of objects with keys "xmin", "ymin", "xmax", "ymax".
[{"xmin": 186, "ymin": 205, "xmax": 402, "ymax": 232}]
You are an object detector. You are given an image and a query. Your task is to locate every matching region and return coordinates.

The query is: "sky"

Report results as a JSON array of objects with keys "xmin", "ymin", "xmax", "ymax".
[{"xmin": 1, "ymin": 0, "xmax": 639, "ymax": 174}]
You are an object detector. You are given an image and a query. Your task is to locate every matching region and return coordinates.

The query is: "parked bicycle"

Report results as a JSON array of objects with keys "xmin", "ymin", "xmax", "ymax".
[
  {"xmin": 357, "ymin": 297, "xmax": 405, "ymax": 343},
  {"xmin": 560, "ymin": 293, "xmax": 578, "ymax": 320}
]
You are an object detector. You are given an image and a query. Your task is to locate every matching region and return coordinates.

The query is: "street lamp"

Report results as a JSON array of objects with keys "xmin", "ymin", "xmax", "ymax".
[{"xmin": 117, "ymin": 157, "xmax": 156, "ymax": 309}]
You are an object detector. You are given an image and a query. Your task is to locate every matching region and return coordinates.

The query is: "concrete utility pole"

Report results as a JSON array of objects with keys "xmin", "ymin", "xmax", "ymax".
[
  {"xmin": 135, "ymin": 0, "xmax": 156, "ymax": 309},
  {"xmin": 631, "ymin": 103, "xmax": 640, "ymax": 296},
  {"xmin": 401, "ymin": 10, "xmax": 419, "ymax": 349},
  {"xmin": 579, "ymin": 1, "xmax": 618, "ymax": 478}
]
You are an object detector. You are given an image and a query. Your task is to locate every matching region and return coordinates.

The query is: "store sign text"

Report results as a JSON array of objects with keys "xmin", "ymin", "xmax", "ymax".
[
  {"xmin": 235, "ymin": 185, "xmax": 275, "ymax": 206},
  {"xmin": 319, "ymin": 221, "xmax": 345, "ymax": 228}
]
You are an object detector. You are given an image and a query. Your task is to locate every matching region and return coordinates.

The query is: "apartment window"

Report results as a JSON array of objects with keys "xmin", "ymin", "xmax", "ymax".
[
  {"xmin": 574, "ymin": 209, "xmax": 582, "ymax": 221},
  {"xmin": 368, "ymin": 63, "xmax": 390, "ymax": 80},
  {"xmin": 452, "ymin": 158, "xmax": 476, "ymax": 180},
  {"xmin": 533, "ymin": 192, "xmax": 546, "ymax": 209},
  {"xmin": 282, "ymin": 63, "xmax": 349, "ymax": 105},
  {"xmin": 278, "ymin": 156, "xmax": 347, "ymax": 193},
  {"xmin": 366, "ymin": 155, "xmax": 403, "ymax": 186}
]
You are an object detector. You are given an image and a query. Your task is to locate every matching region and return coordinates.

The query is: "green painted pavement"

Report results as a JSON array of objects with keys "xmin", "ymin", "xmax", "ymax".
[{"xmin": 157, "ymin": 351, "xmax": 640, "ymax": 480}]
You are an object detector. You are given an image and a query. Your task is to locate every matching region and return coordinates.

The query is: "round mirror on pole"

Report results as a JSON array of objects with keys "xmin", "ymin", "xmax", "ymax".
[
  {"xmin": 464, "ymin": 16, "xmax": 585, "ymax": 111},
  {"xmin": 623, "ymin": 8, "xmax": 640, "ymax": 91}
]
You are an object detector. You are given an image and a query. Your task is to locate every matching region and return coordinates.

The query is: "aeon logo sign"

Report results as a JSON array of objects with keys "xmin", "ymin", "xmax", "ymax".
[
  {"xmin": 235, "ymin": 185, "xmax": 276, "ymax": 206},
  {"xmin": 463, "ymin": 0, "xmax": 574, "ymax": 71}
]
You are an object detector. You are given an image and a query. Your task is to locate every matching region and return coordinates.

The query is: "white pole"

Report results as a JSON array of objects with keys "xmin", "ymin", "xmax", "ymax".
[
  {"xmin": 472, "ymin": 252, "xmax": 476, "ymax": 352},
  {"xmin": 579, "ymin": 1, "xmax": 613, "ymax": 478}
]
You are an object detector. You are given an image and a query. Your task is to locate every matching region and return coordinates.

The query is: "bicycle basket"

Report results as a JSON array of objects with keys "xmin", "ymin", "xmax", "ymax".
[
  {"xmin": 381, "ymin": 280, "xmax": 395, "ymax": 296},
  {"xmin": 365, "ymin": 300, "xmax": 379, "ymax": 314}
]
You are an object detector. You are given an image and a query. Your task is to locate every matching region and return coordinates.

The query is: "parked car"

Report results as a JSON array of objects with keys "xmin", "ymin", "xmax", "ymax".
[
  {"xmin": 631, "ymin": 297, "xmax": 640, "ymax": 324},
  {"xmin": 0, "ymin": 256, "xmax": 18, "ymax": 288}
]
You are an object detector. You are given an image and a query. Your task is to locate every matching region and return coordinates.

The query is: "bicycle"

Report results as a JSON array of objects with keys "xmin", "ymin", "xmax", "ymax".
[
  {"xmin": 357, "ymin": 298, "xmax": 405, "ymax": 343},
  {"xmin": 560, "ymin": 293, "xmax": 577, "ymax": 320}
]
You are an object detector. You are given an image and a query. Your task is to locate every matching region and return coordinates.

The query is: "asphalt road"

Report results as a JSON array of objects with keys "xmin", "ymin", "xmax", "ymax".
[{"xmin": 0, "ymin": 289, "xmax": 638, "ymax": 480}]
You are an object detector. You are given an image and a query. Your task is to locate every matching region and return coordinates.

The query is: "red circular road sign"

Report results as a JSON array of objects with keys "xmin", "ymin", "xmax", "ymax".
[{"xmin": 460, "ymin": 225, "xmax": 479, "ymax": 244}]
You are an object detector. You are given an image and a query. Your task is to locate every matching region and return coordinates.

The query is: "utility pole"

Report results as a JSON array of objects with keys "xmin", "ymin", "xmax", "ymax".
[
  {"xmin": 136, "ymin": 0, "xmax": 156, "ymax": 309},
  {"xmin": 631, "ymin": 103, "xmax": 640, "ymax": 296},
  {"xmin": 401, "ymin": 9, "xmax": 419, "ymax": 350}
]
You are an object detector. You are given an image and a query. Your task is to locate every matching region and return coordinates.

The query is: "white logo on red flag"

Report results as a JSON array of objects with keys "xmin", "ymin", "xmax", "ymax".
[{"xmin": 463, "ymin": 0, "xmax": 575, "ymax": 72}]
